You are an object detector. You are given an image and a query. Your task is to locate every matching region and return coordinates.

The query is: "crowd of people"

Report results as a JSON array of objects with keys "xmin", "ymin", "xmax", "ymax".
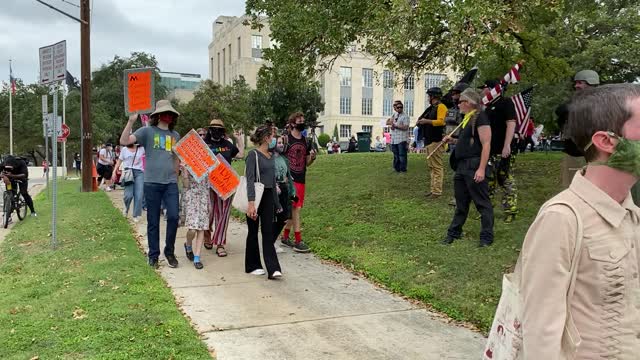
[{"xmin": 114, "ymin": 103, "xmax": 315, "ymax": 279}]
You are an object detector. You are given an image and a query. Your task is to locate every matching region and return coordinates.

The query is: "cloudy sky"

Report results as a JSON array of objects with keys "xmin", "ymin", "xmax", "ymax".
[{"xmin": 0, "ymin": 0, "xmax": 246, "ymax": 84}]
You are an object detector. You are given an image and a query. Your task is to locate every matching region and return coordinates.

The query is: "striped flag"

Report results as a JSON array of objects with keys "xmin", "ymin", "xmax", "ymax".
[
  {"xmin": 512, "ymin": 87, "xmax": 534, "ymax": 137},
  {"xmin": 9, "ymin": 61, "xmax": 16, "ymax": 96},
  {"xmin": 482, "ymin": 62, "xmax": 523, "ymax": 105}
]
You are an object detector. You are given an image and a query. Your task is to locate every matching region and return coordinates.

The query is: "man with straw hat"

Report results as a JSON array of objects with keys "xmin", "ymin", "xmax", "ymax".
[{"xmin": 120, "ymin": 99, "xmax": 181, "ymax": 269}]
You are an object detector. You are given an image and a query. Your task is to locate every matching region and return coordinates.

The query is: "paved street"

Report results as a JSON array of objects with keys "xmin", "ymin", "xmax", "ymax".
[{"xmin": 107, "ymin": 190, "xmax": 485, "ymax": 360}]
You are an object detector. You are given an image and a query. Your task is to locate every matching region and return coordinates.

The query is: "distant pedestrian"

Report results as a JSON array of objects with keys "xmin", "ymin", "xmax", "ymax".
[
  {"xmin": 113, "ymin": 143, "xmax": 145, "ymax": 222},
  {"xmin": 387, "ymin": 101, "xmax": 410, "ymax": 172},
  {"xmin": 74, "ymin": 152, "xmax": 81, "ymax": 176},
  {"xmin": 119, "ymin": 100, "xmax": 181, "ymax": 269},
  {"xmin": 97, "ymin": 143, "xmax": 115, "ymax": 191},
  {"xmin": 272, "ymin": 132, "xmax": 296, "ymax": 254},
  {"xmin": 181, "ymin": 164, "xmax": 210, "ymax": 270},
  {"xmin": 244, "ymin": 124, "xmax": 283, "ymax": 279},
  {"xmin": 203, "ymin": 119, "xmax": 245, "ymax": 257},
  {"xmin": 41, "ymin": 160, "xmax": 48, "ymax": 178}
]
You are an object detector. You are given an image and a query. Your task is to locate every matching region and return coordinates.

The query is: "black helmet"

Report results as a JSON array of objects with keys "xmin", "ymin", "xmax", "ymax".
[
  {"xmin": 452, "ymin": 82, "xmax": 469, "ymax": 93},
  {"xmin": 427, "ymin": 87, "xmax": 443, "ymax": 97}
]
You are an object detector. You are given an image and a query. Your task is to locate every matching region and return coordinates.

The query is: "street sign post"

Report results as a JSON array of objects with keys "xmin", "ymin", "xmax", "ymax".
[{"xmin": 39, "ymin": 40, "xmax": 66, "ymax": 85}]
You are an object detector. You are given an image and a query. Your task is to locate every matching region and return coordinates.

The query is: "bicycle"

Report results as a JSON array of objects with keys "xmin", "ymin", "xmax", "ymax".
[{"xmin": 1, "ymin": 175, "xmax": 27, "ymax": 228}]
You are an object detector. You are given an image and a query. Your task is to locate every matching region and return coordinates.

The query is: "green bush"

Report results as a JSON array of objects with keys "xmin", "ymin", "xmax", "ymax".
[{"xmin": 318, "ymin": 133, "xmax": 331, "ymax": 148}]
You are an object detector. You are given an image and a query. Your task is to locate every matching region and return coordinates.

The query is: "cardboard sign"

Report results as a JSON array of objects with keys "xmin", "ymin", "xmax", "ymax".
[
  {"xmin": 173, "ymin": 129, "xmax": 219, "ymax": 182},
  {"xmin": 124, "ymin": 68, "xmax": 155, "ymax": 115},
  {"xmin": 208, "ymin": 154, "xmax": 241, "ymax": 200}
]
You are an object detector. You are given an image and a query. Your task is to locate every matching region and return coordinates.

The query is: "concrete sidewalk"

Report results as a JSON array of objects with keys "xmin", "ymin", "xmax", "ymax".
[{"xmin": 107, "ymin": 190, "xmax": 485, "ymax": 360}]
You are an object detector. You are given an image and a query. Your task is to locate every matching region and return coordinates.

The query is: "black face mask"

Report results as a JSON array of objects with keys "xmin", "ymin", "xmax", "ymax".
[
  {"xmin": 295, "ymin": 123, "xmax": 306, "ymax": 131},
  {"xmin": 209, "ymin": 127, "xmax": 225, "ymax": 141}
]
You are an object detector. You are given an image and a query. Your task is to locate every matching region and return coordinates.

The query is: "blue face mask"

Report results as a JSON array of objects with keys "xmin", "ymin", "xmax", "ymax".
[{"xmin": 269, "ymin": 138, "xmax": 277, "ymax": 149}]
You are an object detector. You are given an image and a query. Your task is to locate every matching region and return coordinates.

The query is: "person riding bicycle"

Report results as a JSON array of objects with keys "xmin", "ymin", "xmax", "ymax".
[{"xmin": 1, "ymin": 156, "xmax": 37, "ymax": 217}]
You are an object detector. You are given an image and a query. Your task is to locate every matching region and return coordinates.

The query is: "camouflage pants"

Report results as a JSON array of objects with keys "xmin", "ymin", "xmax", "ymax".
[{"xmin": 488, "ymin": 154, "xmax": 518, "ymax": 215}]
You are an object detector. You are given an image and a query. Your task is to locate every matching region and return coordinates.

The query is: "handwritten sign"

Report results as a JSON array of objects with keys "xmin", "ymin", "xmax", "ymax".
[
  {"xmin": 173, "ymin": 129, "xmax": 219, "ymax": 182},
  {"xmin": 208, "ymin": 155, "xmax": 241, "ymax": 200},
  {"xmin": 123, "ymin": 68, "xmax": 155, "ymax": 115}
]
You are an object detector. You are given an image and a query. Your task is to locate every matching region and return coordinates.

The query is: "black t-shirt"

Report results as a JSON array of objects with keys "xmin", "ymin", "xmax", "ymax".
[
  {"xmin": 207, "ymin": 139, "xmax": 239, "ymax": 164},
  {"xmin": 3, "ymin": 157, "xmax": 29, "ymax": 179},
  {"xmin": 485, "ymin": 97, "xmax": 516, "ymax": 155},
  {"xmin": 286, "ymin": 134, "xmax": 310, "ymax": 184},
  {"xmin": 455, "ymin": 112, "xmax": 491, "ymax": 160}
]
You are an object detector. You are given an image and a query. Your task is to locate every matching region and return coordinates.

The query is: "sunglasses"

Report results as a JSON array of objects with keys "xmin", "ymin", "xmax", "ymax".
[{"xmin": 198, "ymin": 133, "xmax": 206, "ymax": 137}]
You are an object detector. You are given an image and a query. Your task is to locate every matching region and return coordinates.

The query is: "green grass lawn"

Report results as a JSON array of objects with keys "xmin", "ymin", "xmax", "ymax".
[
  {"xmin": 237, "ymin": 151, "xmax": 564, "ymax": 332},
  {"xmin": 0, "ymin": 181, "xmax": 211, "ymax": 359}
]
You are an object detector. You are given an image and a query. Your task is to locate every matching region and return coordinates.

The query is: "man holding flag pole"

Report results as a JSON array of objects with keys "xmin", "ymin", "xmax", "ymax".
[{"xmin": 9, "ymin": 59, "xmax": 16, "ymax": 155}]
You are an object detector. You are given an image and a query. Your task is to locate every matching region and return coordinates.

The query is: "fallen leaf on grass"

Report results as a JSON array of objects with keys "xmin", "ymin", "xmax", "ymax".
[
  {"xmin": 30, "ymin": 356, "xmax": 39, "ymax": 360},
  {"xmin": 72, "ymin": 308, "xmax": 86, "ymax": 320},
  {"xmin": 427, "ymin": 270, "xmax": 436, "ymax": 275}
]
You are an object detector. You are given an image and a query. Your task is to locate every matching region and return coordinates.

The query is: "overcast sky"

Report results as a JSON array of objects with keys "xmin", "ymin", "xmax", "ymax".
[{"xmin": 0, "ymin": 0, "xmax": 246, "ymax": 84}]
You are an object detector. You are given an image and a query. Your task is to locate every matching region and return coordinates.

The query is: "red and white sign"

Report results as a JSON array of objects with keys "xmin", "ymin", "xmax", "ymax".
[{"xmin": 57, "ymin": 123, "xmax": 70, "ymax": 142}]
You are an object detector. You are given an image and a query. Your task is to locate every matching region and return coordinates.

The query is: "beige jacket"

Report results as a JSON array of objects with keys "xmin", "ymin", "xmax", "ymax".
[{"xmin": 520, "ymin": 172, "xmax": 640, "ymax": 359}]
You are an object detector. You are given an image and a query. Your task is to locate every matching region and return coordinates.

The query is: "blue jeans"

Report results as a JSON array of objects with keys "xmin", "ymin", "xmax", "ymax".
[
  {"xmin": 144, "ymin": 182, "xmax": 179, "ymax": 261},
  {"xmin": 391, "ymin": 142, "xmax": 408, "ymax": 172},
  {"xmin": 123, "ymin": 169, "xmax": 144, "ymax": 217}
]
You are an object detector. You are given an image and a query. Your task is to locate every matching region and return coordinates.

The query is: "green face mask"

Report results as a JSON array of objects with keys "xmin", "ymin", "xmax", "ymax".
[{"xmin": 586, "ymin": 132, "xmax": 640, "ymax": 177}]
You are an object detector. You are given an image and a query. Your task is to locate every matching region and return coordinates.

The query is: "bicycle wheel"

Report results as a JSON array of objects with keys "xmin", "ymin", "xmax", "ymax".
[
  {"xmin": 3, "ymin": 192, "xmax": 12, "ymax": 228},
  {"xmin": 16, "ymin": 193, "xmax": 27, "ymax": 220}
]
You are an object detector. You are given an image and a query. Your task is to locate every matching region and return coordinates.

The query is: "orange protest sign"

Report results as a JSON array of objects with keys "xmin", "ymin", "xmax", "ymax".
[
  {"xmin": 208, "ymin": 154, "xmax": 241, "ymax": 200},
  {"xmin": 173, "ymin": 129, "xmax": 219, "ymax": 182},
  {"xmin": 124, "ymin": 68, "xmax": 155, "ymax": 115}
]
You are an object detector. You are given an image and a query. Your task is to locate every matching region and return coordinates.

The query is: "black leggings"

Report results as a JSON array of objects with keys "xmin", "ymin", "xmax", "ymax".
[
  {"xmin": 14, "ymin": 180, "xmax": 35, "ymax": 213},
  {"xmin": 245, "ymin": 188, "xmax": 281, "ymax": 277},
  {"xmin": 273, "ymin": 183, "xmax": 291, "ymax": 243}
]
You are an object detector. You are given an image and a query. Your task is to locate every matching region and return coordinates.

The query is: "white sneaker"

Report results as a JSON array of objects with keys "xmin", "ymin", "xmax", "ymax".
[
  {"xmin": 271, "ymin": 271, "xmax": 282, "ymax": 279},
  {"xmin": 250, "ymin": 269, "xmax": 266, "ymax": 276},
  {"xmin": 122, "ymin": 209, "xmax": 128, "ymax": 217},
  {"xmin": 133, "ymin": 217, "xmax": 140, "ymax": 223}
]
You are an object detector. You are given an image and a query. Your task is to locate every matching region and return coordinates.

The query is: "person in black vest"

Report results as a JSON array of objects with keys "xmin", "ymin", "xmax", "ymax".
[
  {"xmin": 444, "ymin": 82, "xmax": 469, "ymax": 206},
  {"xmin": 416, "ymin": 87, "xmax": 448, "ymax": 199},
  {"xmin": 443, "ymin": 89, "xmax": 493, "ymax": 247}
]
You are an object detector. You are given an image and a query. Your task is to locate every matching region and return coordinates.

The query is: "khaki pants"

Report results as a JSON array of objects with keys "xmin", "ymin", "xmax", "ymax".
[
  {"xmin": 426, "ymin": 142, "xmax": 445, "ymax": 195},
  {"xmin": 561, "ymin": 155, "xmax": 585, "ymax": 188}
]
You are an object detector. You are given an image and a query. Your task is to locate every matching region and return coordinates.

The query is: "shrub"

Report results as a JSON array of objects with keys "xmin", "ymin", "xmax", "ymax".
[{"xmin": 318, "ymin": 133, "xmax": 331, "ymax": 148}]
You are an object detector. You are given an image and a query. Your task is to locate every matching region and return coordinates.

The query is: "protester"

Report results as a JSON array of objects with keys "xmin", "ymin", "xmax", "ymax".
[
  {"xmin": 443, "ymin": 88, "xmax": 493, "ymax": 246},
  {"xmin": 97, "ymin": 143, "xmax": 115, "ymax": 191},
  {"xmin": 272, "ymin": 133, "xmax": 296, "ymax": 254},
  {"xmin": 244, "ymin": 124, "xmax": 283, "ymax": 279},
  {"xmin": 348, "ymin": 135, "xmax": 358, "ymax": 152},
  {"xmin": 518, "ymin": 84, "xmax": 640, "ymax": 358},
  {"xmin": 417, "ymin": 87, "xmax": 448, "ymax": 198},
  {"xmin": 373, "ymin": 136, "xmax": 386, "ymax": 152},
  {"xmin": 74, "ymin": 152, "xmax": 81, "ymax": 176},
  {"xmin": 444, "ymin": 82, "xmax": 469, "ymax": 206},
  {"xmin": 119, "ymin": 100, "xmax": 181, "ymax": 269},
  {"xmin": 203, "ymin": 119, "xmax": 244, "ymax": 256},
  {"xmin": 519, "ymin": 119, "xmax": 536, "ymax": 153},
  {"xmin": 181, "ymin": 162, "xmax": 210, "ymax": 270},
  {"xmin": 482, "ymin": 79, "xmax": 518, "ymax": 223},
  {"xmin": 41, "ymin": 159, "xmax": 48, "ymax": 178},
  {"xmin": 556, "ymin": 70, "xmax": 600, "ymax": 188},
  {"xmin": 387, "ymin": 101, "xmax": 410, "ymax": 173},
  {"xmin": 280, "ymin": 112, "xmax": 316, "ymax": 253},
  {"xmin": 113, "ymin": 143, "xmax": 145, "ymax": 222},
  {"xmin": 1, "ymin": 155, "xmax": 37, "ymax": 217},
  {"xmin": 332, "ymin": 141, "xmax": 341, "ymax": 154}
]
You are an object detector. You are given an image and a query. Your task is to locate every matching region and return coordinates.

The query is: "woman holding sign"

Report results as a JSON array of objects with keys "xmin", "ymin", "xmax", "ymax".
[
  {"xmin": 203, "ymin": 119, "xmax": 244, "ymax": 257},
  {"xmin": 245, "ymin": 125, "xmax": 282, "ymax": 279}
]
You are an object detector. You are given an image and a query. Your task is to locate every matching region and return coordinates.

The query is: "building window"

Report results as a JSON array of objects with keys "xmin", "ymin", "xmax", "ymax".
[
  {"xmin": 362, "ymin": 125, "xmax": 373, "ymax": 133},
  {"xmin": 362, "ymin": 98, "xmax": 373, "ymax": 115},
  {"xmin": 237, "ymin": 37, "xmax": 241, "ymax": 59},
  {"xmin": 383, "ymin": 70, "xmax": 394, "ymax": 89},
  {"xmin": 425, "ymin": 73, "xmax": 447, "ymax": 90},
  {"xmin": 404, "ymin": 98, "xmax": 414, "ymax": 117},
  {"xmin": 362, "ymin": 68, "xmax": 373, "ymax": 88},
  {"xmin": 228, "ymin": 44, "xmax": 232, "ymax": 64},
  {"xmin": 404, "ymin": 74, "xmax": 415, "ymax": 90},
  {"xmin": 216, "ymin": 52, "xmax": 220, "ymax": 82},
  {"xmin": 340, "ymin": 97, "xmax": 351, "ymax": 115},
  {"xmin": 222, "ymin": 48, "xmax": 226, "ymax": 84},
  {"xmin": 339, "ymin": 67, "xmax": 352, "ymax": 87},
  {"xmin": 383, "ymin": 98, "xmax": 393, "ymax": 116},
  {"xmin": 251, "ymin": 35, "xmax": 262, "ymax": 59},
  {"xmin": 340, "ymin": 125, "xmax": 352, "ymax": 138},
  {"xmin": 210, "ymin": 57, "xmax": 213, "ymax": 80}
]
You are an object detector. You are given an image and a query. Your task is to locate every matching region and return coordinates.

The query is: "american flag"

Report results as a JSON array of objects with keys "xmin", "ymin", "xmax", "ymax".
[
  {"xmin": 512, "ymin": 87, "xmax": 534, "ymax": 136},
  {"xmin": 482, "ymin": 62, "xmax": 523, "ymax": 105},
  {"xmin": 9, "ymin": 61, "xmax": 16, "ymax": 96}
]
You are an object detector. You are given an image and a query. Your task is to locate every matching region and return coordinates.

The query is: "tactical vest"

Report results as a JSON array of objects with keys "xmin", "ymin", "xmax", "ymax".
[{"xmin": 420, "ymin": 103, "xmax": 444, "ymax": 145}]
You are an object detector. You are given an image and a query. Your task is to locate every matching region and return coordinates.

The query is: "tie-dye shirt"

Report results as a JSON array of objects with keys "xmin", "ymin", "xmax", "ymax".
[{"xmin": 133, "ymin": 126, "xmax": 180, "ymax": 184}]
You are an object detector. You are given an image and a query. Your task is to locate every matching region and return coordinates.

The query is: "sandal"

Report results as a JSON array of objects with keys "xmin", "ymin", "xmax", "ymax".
[
  {"xmin": 216, "ymin": 246, "xmax": 228, "ymax": 257},
  {"xmin": 204, "ymin": 243, "xmax": 213, "ymax": 250}
]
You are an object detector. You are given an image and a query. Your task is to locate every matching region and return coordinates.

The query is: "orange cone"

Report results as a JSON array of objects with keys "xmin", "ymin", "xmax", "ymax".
[{"xmin": 92, "ymin": 161, "xmax": 99, "ymax": 192}]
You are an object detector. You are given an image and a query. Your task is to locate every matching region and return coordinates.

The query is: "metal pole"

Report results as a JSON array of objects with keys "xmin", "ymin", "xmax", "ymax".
[
  {"xmin": 80, "ymin": 0, "xmax": 93, "ymax": 192},
  {"xmin": 51, "ymin": 85, "xmax": 58, "ymax": 249},
  {"xmin": 42, "ymin": 95, "xmax": 49, "ymax": 199},
  {"xmin": 9, "ymin": 60, "xmax": 13, "ymax": 155},
  {"xmin": 62, "ymin": 85, "xmax": 67, "ymax": 177}
]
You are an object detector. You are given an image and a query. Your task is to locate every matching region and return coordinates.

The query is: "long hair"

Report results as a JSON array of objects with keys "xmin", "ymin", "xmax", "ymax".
[{"xmin": 250, "ymin": 124, "xmax": 273, "ymax": 146}]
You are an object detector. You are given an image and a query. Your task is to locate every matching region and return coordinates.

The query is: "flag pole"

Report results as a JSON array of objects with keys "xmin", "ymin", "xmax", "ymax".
[{"xmin": 9, "ymin": 59, "xmax": 13, "ymax": 155}]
